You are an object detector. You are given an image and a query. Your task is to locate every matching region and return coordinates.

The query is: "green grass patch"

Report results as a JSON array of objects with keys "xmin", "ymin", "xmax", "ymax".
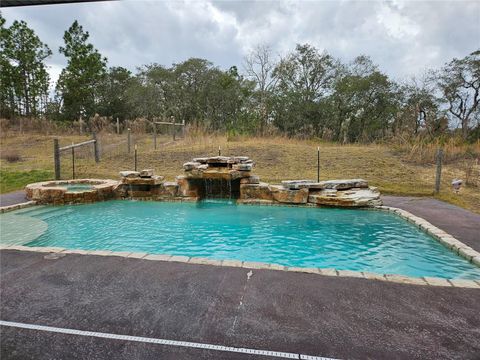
[{"xmin": 0, "ymin": 170, "xmax": 53, "ymax": 194}]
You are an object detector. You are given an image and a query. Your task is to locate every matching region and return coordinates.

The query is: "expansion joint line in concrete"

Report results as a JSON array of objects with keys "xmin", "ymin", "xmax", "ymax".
[{"xmin": 0, "ymin": 320, "xmax": 338, "ymax": 360}]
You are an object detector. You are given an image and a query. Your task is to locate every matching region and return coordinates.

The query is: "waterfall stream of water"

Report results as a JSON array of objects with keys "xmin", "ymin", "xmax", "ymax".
[{"xmin": 202, "ymin": 178, "xmax": 233, "ymax": 199}]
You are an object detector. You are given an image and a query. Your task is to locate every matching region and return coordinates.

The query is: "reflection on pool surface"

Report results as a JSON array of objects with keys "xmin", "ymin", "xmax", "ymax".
[{"xmin": 2, "ymin": 200, "xmax": 480, "ymax": 279}]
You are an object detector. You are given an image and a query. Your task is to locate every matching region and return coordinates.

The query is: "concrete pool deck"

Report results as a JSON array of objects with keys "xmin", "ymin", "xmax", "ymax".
[
  {"xmin": 382, "ymin": 196, "xmax": 480, "ymax": 252},
  {"xmin": 1, "ymin": 192, "xmax": 480, "ymax": 359},
  {"xmin": 1, "ymin": 249, "xmax": 480, "ymax": 360},
  {"xmin": 0, "ymin": 191, "xmax": 27, "ymax": 207}
]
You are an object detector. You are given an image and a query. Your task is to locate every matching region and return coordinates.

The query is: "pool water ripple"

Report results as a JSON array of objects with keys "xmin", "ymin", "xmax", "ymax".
[{"xmin": 2, "ymin": 200, "xmax": 480, "ymax": 279}]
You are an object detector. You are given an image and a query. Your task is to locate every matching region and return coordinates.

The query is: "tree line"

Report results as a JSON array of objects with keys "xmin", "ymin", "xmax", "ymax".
[{"xmin": 1, "ymin": 15, "xmax": 479, "ymax": 142}]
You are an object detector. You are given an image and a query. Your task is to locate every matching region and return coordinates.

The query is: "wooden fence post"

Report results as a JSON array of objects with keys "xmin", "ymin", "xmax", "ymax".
[
  {"xmin": 172, "ymin": 116, "xmax": 176, "ymax": 141},
  {"xmin": 92, "ymin": 132, "xmax": 100, "ymax": 163},
  {"xmin": 182, "ymin": 119, "xmax": 185, "ymax": 138},
  {"xmin": 54, "ymin": 139, "xmax": 60, "ymax": 180},
  {"xmin": 127, "ymin": 128, "xmax": 131, "ymax": 153},
  {"xmin": 435, "ymin": 148, "xmax": 443, "ymax": 194},
  {"xmin": 71, "ymin": 143, "xmax": 75, "ymax": 179}
]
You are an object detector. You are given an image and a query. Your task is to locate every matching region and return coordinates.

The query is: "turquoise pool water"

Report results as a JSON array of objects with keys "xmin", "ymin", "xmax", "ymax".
[
  {"xmin": 62, "ymin": 184, "xmax": 94, "ymax": 192},
  {"xmin": 3, "ymin": 200, "xmax": 480, "ymax": 279}
]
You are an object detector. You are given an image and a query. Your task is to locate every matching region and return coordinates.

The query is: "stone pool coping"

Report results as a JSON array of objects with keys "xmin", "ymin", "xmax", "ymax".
[
  {"xmin": 1, "ymin": 200, "xmax": 479, "ymax": 289},
  {"xmin": 0, "ymin": 201, "xmax": 36, "ymax": 213}
]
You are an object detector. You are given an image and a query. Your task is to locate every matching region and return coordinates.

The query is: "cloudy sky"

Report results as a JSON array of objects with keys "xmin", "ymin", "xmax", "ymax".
[{"xmin": 2, "ymin": 0, "xmax": 479, "ymax": 87}]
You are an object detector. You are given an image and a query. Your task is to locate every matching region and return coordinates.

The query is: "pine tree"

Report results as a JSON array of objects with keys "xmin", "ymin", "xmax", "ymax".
[
  {"xmin": 56, "ymin": 20, "xmax": 107, "ymax": 120},
  {"xmin": 0, "ymin": 14, "xmax": 52, "ymax": 118}
]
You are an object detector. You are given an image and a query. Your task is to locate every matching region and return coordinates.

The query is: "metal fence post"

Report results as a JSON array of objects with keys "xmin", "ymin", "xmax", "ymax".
[
  {"xmin": 54, "ymin": 139, "xmax": 60, "ymax": 180},
  {"xmin": 116, "ymin": 117, "xmax": 120, "ymax": 134},
  {"xmin": 172, "ymin": 116, "xmax": 176, "ymax": 141},
  {"xmin": 435, "ymin": 148, "xmax": 443, "ymax": 194},
  {"xmin": 182, "ymin": 119, "xmax": 185, "ymax": 138},
  {"xmin": 134, "ymin": 144, "xmax": 138, "ymax": 171},
  {"xmin": 153, "ymin": 122, "xmax": 157, "ymax": 150},
  {"xmin": 92, "ymin": 132, "xmax": 100, "ymax": 163},
  {"xmin": 127, "ymin": 128, "xmax": 131, "ymax": 153},
  {"xmin": 317, "ymin": 146, "xmax": 320, "ymax": 182}
]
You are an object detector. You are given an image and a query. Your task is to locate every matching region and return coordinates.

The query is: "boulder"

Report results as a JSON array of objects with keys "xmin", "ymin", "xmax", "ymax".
[
  {"xmin": 233, "ymin": 163, "xmax": 253, "ymax": 171},
  {"xmin": 64, "ymin": 191, "xmax": 82, "ymax": 204},
  {"xmin": 319, "ymin": 179, "xmax": 368, "ymax": 190},
  {"xmin": 308, "ymin": 187, "xmax": 381, "ymax": 207},
  {"xmin": 201, "ymin": 168, "xmax": 246, "ymax": 180},
  {"xmin": 184, "ymin": 169, "xmax": 202, "ymax": 178},
  {"xmin": 176, "ymin": 176, "xmax": 199, "ymax": 198},
  {"xmin": 159, "ymin": 182, "xmax": 179, "ymax": 197},
  {"xmin": 140, "ymin": 169, "xmax": 154, "ymax": 178},
  {"xmin": 113, "ymin": 183, "xmax": 128, "ymax": 198},
  {"xmin": 83, "ymin": 190, "xmax": 98, "ymax": 203},
  {"xmin": 119, "ymin": 171, "xmax": 140, "ymax": 178},
  {"xmin": 240, "ymin": 182, "xmax": 273, "ymax": 201},
  {"xmin": 281, "ymin": 180, "xmax": 324, "ymax": 190},
  {"xmin": 28, "ymin": 186, "xmax": 66, "ymax": 204},
  {"xmin": 240, "ymin": 175, "xmax": 260, "ymax": 184},
  {"xmin": 122, "ymin": 175, "xmax": 164, "ymax": 185},
  {"xmin": 183, "ymin": 162, "xmax": 201, "ymax": 171},
  {"xmin": 95, "ymin": 183, "xmax": 116, "ymax": 201},
  {"xmin": 231, "ymin": 156, "xmax": 250, "ymax": 163},
  {"xmin": 192, "ymin": 157, "xmax": 208, "ymax": 164},
  {"xmin": 269, "ymin": 185, "xmax": 308, "ymax": 204},
  {"xmin": 206, "ymin": 156, "xmax": 230, "ymax": 164}
]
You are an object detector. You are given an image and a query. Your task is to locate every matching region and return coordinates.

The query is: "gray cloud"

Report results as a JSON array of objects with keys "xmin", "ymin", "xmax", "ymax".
[{"xmin": 2, "ymin": 0, "xmax": 479, "ymax": 88}]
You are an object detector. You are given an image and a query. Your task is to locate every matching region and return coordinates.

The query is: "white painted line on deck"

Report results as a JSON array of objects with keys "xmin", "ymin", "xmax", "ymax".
[{"xmin": 0, "ymin": 320, "xmax": 339, "ymax": 360}]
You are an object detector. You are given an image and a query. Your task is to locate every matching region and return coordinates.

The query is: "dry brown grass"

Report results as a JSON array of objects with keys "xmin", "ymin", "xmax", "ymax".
[
  {"xmin": 1, "ymin": 133, "xmax": 479, "ymax": 213},
  {"xmin": 392, "ymin": 136, "xmax": 480, "ymax": 165}
]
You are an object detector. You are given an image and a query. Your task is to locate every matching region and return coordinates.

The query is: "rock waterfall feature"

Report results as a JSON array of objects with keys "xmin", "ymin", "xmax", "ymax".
[{"xmin": 25, "ymin": 155, "xmax": 382, "ymax": 207}]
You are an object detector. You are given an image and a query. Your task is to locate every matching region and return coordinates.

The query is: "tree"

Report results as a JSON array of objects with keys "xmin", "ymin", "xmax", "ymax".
[
  {"xmin": 0, "ymin": 14, "xmax": 13, "ymax": 118},
  {"xmin": 205, "ymin": 65, "xmax": 256, "ymax": 132},
  {"xmin": 128, "ymin": 63, "xmax": 175, "ymax": 119},
  {"xmin": 56, "ymin": 20, "xmax": 107, "ymax": 120},
  {"xmin": 97, "ymin": 66, "xmax": 133, "ymax": 121},
  {"xmin": 395, "ymin": 76, "xmax": 440, "ymax": 137},
  {"xmin": 0, "ymin": 15, "xmax": 51, "ymax": 117},
  {"xmin": 274, "ymin": 44, "xmax": 337, "ymax": 102},
  {"xmin": 436, "ymin": 50, "xmax": 480, "ymax": 139},
  {"xmin": 172, "ymin": 58, "xmax": 215, "ymax": 124},
  {"xmin": 243, "ymin": 45, "xmax": 277, "ymax": 133},
  {"xmin": 272, "ymin": 44, "xmax": 338, "ymax": 136},
  {"xmin": 329, "ymin": 56, "xmax": 399, "ymax": 142}
]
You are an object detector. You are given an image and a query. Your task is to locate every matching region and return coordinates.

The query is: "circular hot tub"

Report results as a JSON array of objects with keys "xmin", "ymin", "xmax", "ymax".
[{"xmin": 25, "ymin": 179, "xmax": 119, "ymax": 205}]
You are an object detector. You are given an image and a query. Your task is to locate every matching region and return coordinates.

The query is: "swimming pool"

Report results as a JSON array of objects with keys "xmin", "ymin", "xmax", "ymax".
[{"xmin": 2, "ymin": 200, "xmax": 480, "ymax": 279}]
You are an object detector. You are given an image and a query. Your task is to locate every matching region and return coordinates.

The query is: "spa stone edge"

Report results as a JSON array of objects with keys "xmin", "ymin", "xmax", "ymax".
[{"xmin": 1, "ymin": 200, "xmax": 479, "ymax": 289}]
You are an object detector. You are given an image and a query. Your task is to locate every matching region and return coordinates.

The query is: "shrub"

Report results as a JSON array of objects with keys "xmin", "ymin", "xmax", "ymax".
[{"xmin": 0, "ymin": 150, "xmax": 22, "ymax": 163}]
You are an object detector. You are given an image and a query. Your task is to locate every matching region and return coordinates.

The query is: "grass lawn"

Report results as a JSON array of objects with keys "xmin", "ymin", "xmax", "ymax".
[
  {"xmin": 0, "ymin": 170, "xmax": 53, "ymax": 194},
  {"xmin": 1, "ymin": 133, "xmax": 479, "ymax": 213}
]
